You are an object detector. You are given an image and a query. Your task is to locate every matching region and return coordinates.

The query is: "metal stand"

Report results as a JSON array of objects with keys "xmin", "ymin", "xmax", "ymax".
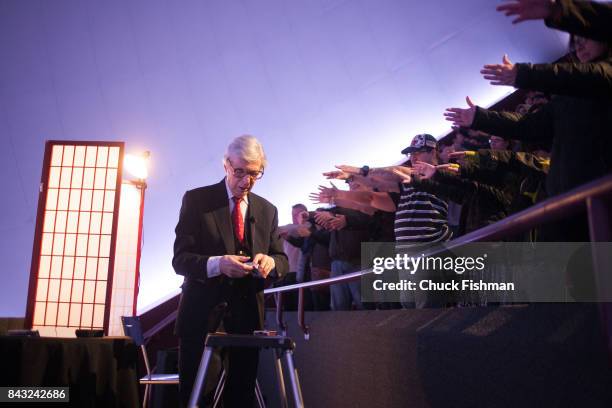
[
  {"xmin": 188, "ymin": 334, "xmax": 304, "ymax": 408},
  {"xmin": 211, "ymin": 369, "xmax": 266, "ymax": 408}
]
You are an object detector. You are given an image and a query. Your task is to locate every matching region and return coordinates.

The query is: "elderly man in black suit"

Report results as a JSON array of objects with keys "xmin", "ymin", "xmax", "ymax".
[{"xmin": 173, "ymin": 135, "xmax": 288, "ymax": 407}]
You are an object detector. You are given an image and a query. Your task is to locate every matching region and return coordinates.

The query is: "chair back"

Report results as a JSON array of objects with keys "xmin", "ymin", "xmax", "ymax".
[{"xmin": 121, "ymin": 316, "xmax": 145, "ymax": 346}]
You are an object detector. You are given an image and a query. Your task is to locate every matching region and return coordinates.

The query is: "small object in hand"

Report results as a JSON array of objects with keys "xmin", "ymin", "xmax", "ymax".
[
  {"xmin": 253, "ymin": 330, "xmax": 278, "ymax": 336},
  {"xmin": 245, "ymin": 262, "xmax": 262, "ymax": 278}
]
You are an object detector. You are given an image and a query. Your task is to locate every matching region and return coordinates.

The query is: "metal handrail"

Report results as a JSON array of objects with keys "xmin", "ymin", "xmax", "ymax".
[
  {"xmin": 264, "ymin": 173, "xmax": 612, "ymax": 336},
  {"xmin": 141, "ymin": 174, "xmax": 612, "ymax": 343}
]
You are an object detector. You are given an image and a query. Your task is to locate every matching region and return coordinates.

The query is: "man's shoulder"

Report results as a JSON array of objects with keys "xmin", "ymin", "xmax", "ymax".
[
  {"xmin": 181, "ymin": 180, "xmax": 226, "ymax": 211},
  {"xmin": 249, "ymin": 192, "xmax": 275, "ymax": 209},
  {"xmin": 185, "ymin": 180, "xmax": 225, "ymax": 197}
]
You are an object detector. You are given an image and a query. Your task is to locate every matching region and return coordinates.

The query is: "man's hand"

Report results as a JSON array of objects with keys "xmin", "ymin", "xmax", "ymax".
[
  {"xmin": 323, "ymin": 170, "xmax": 350, "ymax": 180},
  {"xmin": 219, "ymin": 255, "xmax": 253, "ymax": 278},
  {"xmin": 309, "ymin": 185, "xmax": 337, "ymax": 204},
  {"xmin": 277, "ymin": 225, "xmax": 291, "ymax": 239},
  {"xmin": 496, "ymin": 0, "xmax": 555, "ymax": 24},
  {"xmin": 413, "ymin": 161, "xmax": 437, "ymax": 179},
  {"xmin": 481, "ymin": 55, "xmax": 517, "ymax": 86},
  {"xmin": 449, "ymin": 151, "xmax": 476, "ymax": 159},
  {"xmin": 391, "ymin": 168, "xmax": 411, "ymax": 184},
  {"xmin": 313, "ymin": 210, "xmax": 336, "ymax": 229},
  {"xmin": 335, "ymin": 164, "xmax": 361, "ymax": 175},
  {"xmin": 326, "ymin": 214, "xmax": 347, "ymax": 230},
  {"xmin": 436, "ymin": 163, "xmax": 461, "ymax": 174},
  {"xmin": 252, "ymin": 253, "xmax": 275, "ymax": 278},
  {"xmin": 448, "ymin": 150, "xmax": 476, "ymax": 166},
  {"xmin": 444, "ymin": 96, "xmax": 477, "ymax": 128},
  {"xmin": 278, "ymin": 224, "xmax": 311, "ymax": 239}
]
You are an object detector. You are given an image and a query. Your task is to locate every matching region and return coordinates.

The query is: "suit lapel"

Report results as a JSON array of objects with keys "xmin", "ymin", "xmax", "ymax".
[{"xmin": 212, "ymin": 179, "xmax": 236, "ymax": 255}]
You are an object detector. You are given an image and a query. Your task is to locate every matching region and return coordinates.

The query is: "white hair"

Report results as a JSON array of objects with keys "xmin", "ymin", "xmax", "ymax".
[{"xmin": 223, "ymin": 135, "xmax": 267, "ymax": 168}]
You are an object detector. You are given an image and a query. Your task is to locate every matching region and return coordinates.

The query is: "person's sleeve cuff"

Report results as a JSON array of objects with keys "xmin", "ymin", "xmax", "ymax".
[{"xmin": 207, "ymin": 256, "xmax": 222, "ymax": 278}]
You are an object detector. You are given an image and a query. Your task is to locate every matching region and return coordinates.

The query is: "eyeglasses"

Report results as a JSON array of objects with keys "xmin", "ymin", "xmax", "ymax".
[{"xmin": 226, "ymin": 159, "xmax": 264, "ymax": 180}]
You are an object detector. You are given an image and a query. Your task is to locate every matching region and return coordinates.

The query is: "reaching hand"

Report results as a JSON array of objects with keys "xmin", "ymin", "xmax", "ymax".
[
  {"xmin": 496, "ymin": 0, "xmax": 555, "ymax": 24},
  {"xmin": 297, "ymin": 210, "xmax": 310, "ymax": 225},
  {"xmin": 436, "ymin": 163, "xmax": 461, "ymax": 174},
  {"xmin": 219, "ymin": 255, "xmax": 253, "ymax": 278},
  {"xmin": 313, "ymin": 211, "xmax": 336, "ymax": 229},
  {"xmin": 448, "ymin": 151, "xmax": 476, "ymax": 159},
  {"xmin": 391, "ymin": 168, "xmax": 411, "ymax": 184},
  {"xmin": 335, "ymin": 165, "xmax": 362, "ymax": 175},
  {"xmin": 448, "ymin": 150, "xmax": 476, "ymax": 166},
  {"xmin": 326, "ymin": 214, "xmax": 347, "ymax": 230},
  {"xmin": 294, "ymin": 225, "xmax": 311, "ymax": 237},
  {"xmin": 444, "ymin": 96, "xmax": 476, "ymax": 128},
  {"xmin": 413, "ymin": 161, "xmax": 437, "ymax": 179},
  {"xmin": 323, "ymin": 170, "xmax": 350, "ymax": 180},
  {"xmin": 309, "ymin": 185, "xmax": 336, "ymax": 204},
  {"xmin": 481, "ymin": 55, "xmax": 517, "ymax": 86}
]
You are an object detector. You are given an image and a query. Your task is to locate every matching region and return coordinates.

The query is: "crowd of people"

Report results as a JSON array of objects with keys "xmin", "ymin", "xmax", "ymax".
[{"xmin": 276, "ymin": 0, "xmax": 612, "ymax": 311}]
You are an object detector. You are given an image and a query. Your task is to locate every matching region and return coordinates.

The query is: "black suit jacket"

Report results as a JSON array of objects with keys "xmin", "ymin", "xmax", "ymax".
[{"xmin": 173, "ymin": 179, "xmax": 288, "ymax": 337}]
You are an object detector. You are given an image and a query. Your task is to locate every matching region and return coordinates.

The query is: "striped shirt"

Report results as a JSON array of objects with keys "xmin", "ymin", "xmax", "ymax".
[{"xmin": 390, "ymin": 183, "xmax": 452, "ymax": 244}]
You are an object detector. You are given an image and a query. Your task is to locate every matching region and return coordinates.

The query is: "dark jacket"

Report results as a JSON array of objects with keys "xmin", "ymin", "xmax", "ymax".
[
  {"xmin": 472, "ymin": 61, "xmax": 612, "ymax": 197},
  {"xmin": 515, "ymin": 58, "xmax": 612, "ymax": 99},
  {"xmin": 411, "ymin": 171, "xmax": 511, "ymax": 235},
  {"xmin": 172, "ymin": 179, "xmax": 289, "ymax": 337},
  {"xmin": 545, "ymin": 0, "xmax": 612, "ymax": 41},
  {"xmin": 328, "ymin": 207, "xmax": 372, "ymax": 264},
  {"xmin": 463, "ymin": 150, "xmax": 549, "ymax": 213}
]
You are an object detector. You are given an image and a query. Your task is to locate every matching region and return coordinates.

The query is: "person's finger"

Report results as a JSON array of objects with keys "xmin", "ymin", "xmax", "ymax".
[
  {"xmin": 391, "ymin": 169, "xmax": 410, "ymax": 181},
  {"xmin": 263, "ymin": 259, "xmax": 274, "ymax": 276},
  {"xmin": 336, "ymin": 165, "xmax": 358, "ymax": 174},
  {"xmin": 466, "ymin": 96, "xmax": 475, "ymax": 108},
  {"xmin": 232, "ymin": 260, "xmax": 253, "ymax": 272},
  {"xmin": 495, "ymin": 3, "xmax": 514, "ymax": 12},
  {"xmin": 252, "ymin": 253, "xmax": 265, "ymax": 266},
  {"xmin": 482, "ymin": 64, "xmax": 502, "ymax": 70},
  {"xmin": 497, "ymin": 4, "xmax": 520, "ymax": 14},
  {"xmin": 503, "ymin": 54, "xmax": 512, "ymax": 65},
  {"xmin": 445, "ymin": 107, "xmax": 464, "ymax": 114},
  {"xmin": 481, "ymin": 71, "xmax": 502, "ymax": 78}
]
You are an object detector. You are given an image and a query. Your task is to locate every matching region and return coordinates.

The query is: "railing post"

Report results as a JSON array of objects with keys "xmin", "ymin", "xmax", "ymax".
[
  {"xmin": 586, "ymin": 196, "xmax": 612, "ymax": 363},
  {"xmin": 297, "ymin": 288, "xmax": 310, "ymax": 340},
  {"xmin": 275, "ymin": 292, "xmax": 287, "ymax": 336}
]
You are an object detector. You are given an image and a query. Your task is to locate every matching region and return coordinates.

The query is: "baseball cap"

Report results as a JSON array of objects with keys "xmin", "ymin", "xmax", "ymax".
[{"xmin": 401, "ymin": 133, "xmax": 438, "ymax": 154}]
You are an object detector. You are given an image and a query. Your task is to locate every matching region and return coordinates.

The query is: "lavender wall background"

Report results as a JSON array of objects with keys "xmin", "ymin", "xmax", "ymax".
[{"xmin": 0, "ymin": 0, "xmax": 567, "ymax": 316}]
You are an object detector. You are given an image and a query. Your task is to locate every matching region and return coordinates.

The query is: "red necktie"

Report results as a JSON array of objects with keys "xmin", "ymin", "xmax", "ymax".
[{"xmin": 232, "ymin": 197, "xmax": 245, "ymax": 244}]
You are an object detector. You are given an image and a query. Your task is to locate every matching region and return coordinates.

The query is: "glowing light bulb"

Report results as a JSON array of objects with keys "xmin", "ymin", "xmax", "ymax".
[{"xmin": 124, "ymin": 151, "xmax": 150, "ymax": 179}]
